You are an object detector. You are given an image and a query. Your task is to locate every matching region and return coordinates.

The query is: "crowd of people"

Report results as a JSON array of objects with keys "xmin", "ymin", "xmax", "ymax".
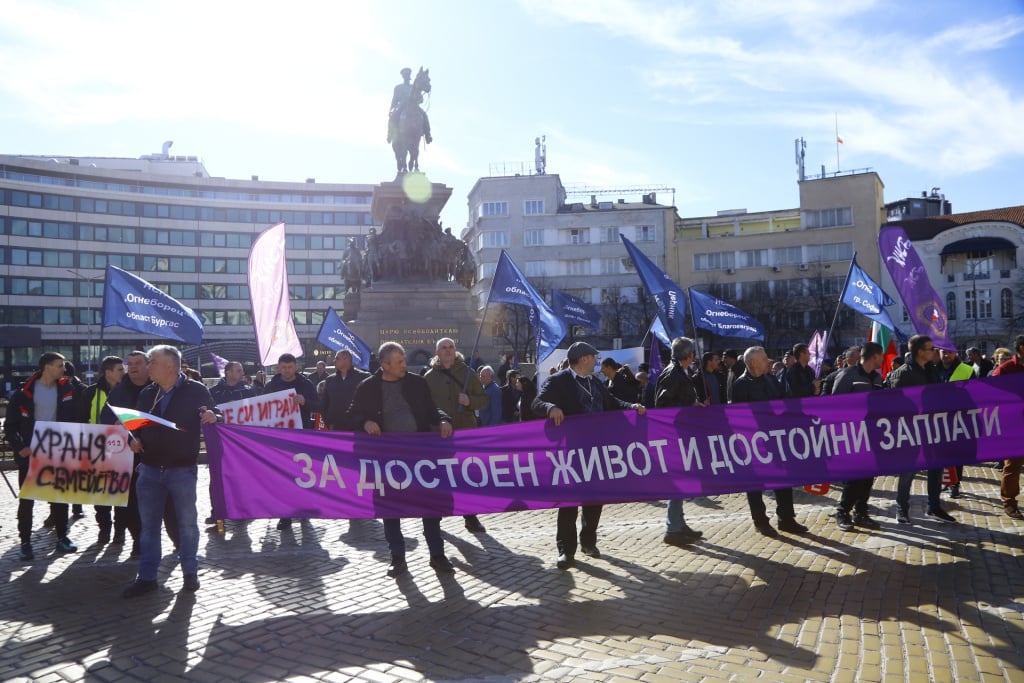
[{"xmin": 5, "ymin": 331, "xmax": 1021, "ymax": 594}]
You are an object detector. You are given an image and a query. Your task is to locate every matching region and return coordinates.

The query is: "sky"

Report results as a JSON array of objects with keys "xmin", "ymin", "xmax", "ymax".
[{"xmin": 1, "ymin": 0, "xmax": 1022, "ymax": 231}]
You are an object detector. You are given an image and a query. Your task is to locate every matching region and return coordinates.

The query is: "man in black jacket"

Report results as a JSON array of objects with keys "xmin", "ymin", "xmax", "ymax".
[
  {"xmin": 831, "ymin": 342, "xmax": 884, "ymax": 531},
  {"xmin": 347, "ymin": 342, "xmax": 454, "ymax": 578},
  {"xmin": 886, "ymin": 335, "xmax": 955, "ymax": 524},
  {"xmin": 320, "ymin": 349, "xmax": 370, "ymax": 431},
  {"xmin": 5, "ymin": 352, "xmax": 81, "ymax": 561},
  {"xmin": 732, "ymin": 346, "xmax": 808, "ymax": 537},
  {"xmin": 209, "ymin": 361, "xmax": 259, "ymax": 405},
  {"xmin": 785, "ymin": 343, "xmax": 821, "ymax": 399},
  {"xmin": 122, "ymin": 345, "xmax": 219, "ymax": 598},
  {"xmin": 655, "ymin": 337, "xmax": 705, "ymax": 548},
  {"xmin": 532, "ymin": 341, "xmax": 646, "ymax": 569}
]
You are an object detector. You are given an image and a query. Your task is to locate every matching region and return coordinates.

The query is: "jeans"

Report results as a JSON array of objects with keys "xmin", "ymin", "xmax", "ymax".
[
  {"xmin": 666, "ymin": 499, "xmax": 688, "ymax": 532},
  {"xmin": 896, "ymin": 469, "xmax": 943, "ymax": 513},
  {"xmin": 382, "ymin": 517, "xmax": 444, "ymax": 559},
  {"xmin": 135, "ymin": 463, "xmax": 199, "ymax": 581}
]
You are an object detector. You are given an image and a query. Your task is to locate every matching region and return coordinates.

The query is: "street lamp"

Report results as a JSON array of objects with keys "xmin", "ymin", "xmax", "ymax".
[{"xmin": 66, "ymin": 268, "xmax": 104, "ymax": 376}]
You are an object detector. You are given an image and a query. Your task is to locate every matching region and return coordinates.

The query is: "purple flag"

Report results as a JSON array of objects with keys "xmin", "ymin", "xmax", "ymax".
[
  {"xmin": 648, "ymin": 329, "xmax": 664, "ymax": 377},
  {"xmin": 879, "ymin": 225, "xmax": 954, "ymax": 351},
  {"xmin": 210, "ymin": 352, "xmax": 229, "ymax": 377},
  {"xmin": 808, "ymin": 330, "xmax": 827, "ymax": 379},
  {"xmin": 205, "ymin": 374, "xmax": 1024, "ymax": 520},
  {"xmin": 249, "ymin": 223, "xmax": 302, "ymax": 366}
]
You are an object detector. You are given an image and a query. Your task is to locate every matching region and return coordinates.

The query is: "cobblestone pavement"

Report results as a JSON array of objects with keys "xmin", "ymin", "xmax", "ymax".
[{"xmin": 1, "ymin": 463, "xmax": 1023, "ymax": 682}]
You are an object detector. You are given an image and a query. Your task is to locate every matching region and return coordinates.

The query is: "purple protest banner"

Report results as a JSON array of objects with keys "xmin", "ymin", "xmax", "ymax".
[{"xmin": 205, "ymin": 374, "xmax": 1024, "ymax": 520}]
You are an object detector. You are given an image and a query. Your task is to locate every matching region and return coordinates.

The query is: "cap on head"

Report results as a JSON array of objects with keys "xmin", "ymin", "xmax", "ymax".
[{"xmin": 567, "ymin": 342, "xmax": 598, "ymax": 365}]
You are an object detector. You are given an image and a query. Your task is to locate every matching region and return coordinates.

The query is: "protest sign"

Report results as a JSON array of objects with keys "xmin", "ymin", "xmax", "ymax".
[{"xmin": 217, "ymin": 389, "xmax": 301, "ymax": 429}]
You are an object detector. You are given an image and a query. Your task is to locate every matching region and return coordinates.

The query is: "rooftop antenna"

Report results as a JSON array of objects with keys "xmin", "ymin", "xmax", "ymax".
[
  {"xmin": 794, "ymin": 137, "xmax": 806, "ymax": 182},
  {"xmin": 535, "ymin": 135, "xmax": 547, "ymax": 175}
]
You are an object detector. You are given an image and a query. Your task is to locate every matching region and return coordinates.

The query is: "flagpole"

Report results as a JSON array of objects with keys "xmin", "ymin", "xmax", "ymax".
[
  {"xmin": 835, "ymin": 112, "xmax": 840, "ymax": 172},
  {"xmin": 825, "ymin": 254, "xmax": 857, "ymax": 357},
  {"xmin": 462, "ymin": 250, "xmax": 509, "ymax": 395}
]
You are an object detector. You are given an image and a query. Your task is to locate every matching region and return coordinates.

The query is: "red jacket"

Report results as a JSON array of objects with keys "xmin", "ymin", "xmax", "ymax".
[{"xmin": 991, "ymin": 355, "xmax": 1024, "ymax": 376}]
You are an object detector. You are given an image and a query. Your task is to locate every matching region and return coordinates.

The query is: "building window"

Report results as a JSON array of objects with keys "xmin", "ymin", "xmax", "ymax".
[
  {"xmin": 946, "ymin": 291, "xmax": 957, "ymax": 320},
  {"xmin": 479, "ymin": 231, "xmax": 509, "ymax": 249},
  {"xmin": 694, "ymin": 251, "xmax": 736, "ymax": 271},
  {"xmin": 525, "ymin": 261, "xmax": 546, "ymax": 277},
  {"xmin": 635, "ymin": 225, "xmax": 654, "ymax": 242},
  {"xmin": 566, "ymin": 228, "xmax": 589, "ymax": 245},
  {"xmin": 773, "ymin": 246, "xmax": 802, "ymax": 265},
  {"xmin": 803, "ymin": 207, "xmax": 853, "ymax": 229},
  {"xmin": 965, "ymin": 289, "xmax": 992, "ymax": 319},
  {"xmin": 524, "ymin": 229, "xmax": 544, "ymax": 247},
  {"xmin": 1001, "ymin": 288, "xmax": 1013, "ymax": 318},
  {"xmin": 738, "ymin": 249, "xmax": 769, "ymax": 268},
  {"xmin": 480, "ymin": 201, "xmax": 508, "ymax": 217},
  {"xmin": 600, "ymin": 257, "xmax": 620, "ymax": 275},
  {"xmin": 565, "ymin": 259, "xmax": 590, "ymax": 276},
  {"xmin": 524, "ymin": 200, "xmax": 544, "ymax": 215},
  {"xmin": 479, "ymin": 262, "xmax": 496, "ymax": 279},
  {"xmin": 805, "ymin": 242, "xmax": 854, "ymax": 263},
  {"xmin": 600, "ymin": 227, "xmax": 620, "ymax": 243}
]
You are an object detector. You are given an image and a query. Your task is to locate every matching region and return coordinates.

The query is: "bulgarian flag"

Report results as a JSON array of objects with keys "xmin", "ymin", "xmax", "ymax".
[
  {"xmin": 108, "ymin": 405, "xmax": 183, "ymax": 432},
  {"xmin": 870, "ymin": 321, "xmax": 899, "ymax": 379}
]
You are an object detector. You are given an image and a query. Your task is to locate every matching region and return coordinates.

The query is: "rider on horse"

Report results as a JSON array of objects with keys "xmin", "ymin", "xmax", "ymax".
[{"xmin": 387, "ymin": 67, "xmax": 432, "ymax": 145}]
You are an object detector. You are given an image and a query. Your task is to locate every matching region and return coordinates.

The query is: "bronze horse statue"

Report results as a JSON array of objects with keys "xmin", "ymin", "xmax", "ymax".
[{"xmin": 391, "ymin": 68, "xmax": 431, "ymax": 173}]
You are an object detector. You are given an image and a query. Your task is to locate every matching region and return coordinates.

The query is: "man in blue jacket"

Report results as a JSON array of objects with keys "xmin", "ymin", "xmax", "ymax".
[{"xmin": 122, "ymin": 345, "xmax": 219, "ymax": 598}]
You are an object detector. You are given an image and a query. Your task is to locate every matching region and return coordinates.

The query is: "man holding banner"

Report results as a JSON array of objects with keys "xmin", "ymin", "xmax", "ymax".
[
  {"xmin": 885, "ymin": 335, "xmax": 956, "ymax": 525},
  {"xmin": 123, "ymin": 345, "xmax": 219, "ymax": 598},
  {"xmin": 731, "ymin": 347, "xmax": 808, "ymax": 537},
  {"xmin": 347, "ymin": 342, "xmax": 455, "ymax": 578},
  {"xmin": 5, "ymin": 352, "xmax": 81, "ymax": 561},
  {"xmin": 533, "ymin": 341, "xmax": 647, "ymax": 569}
]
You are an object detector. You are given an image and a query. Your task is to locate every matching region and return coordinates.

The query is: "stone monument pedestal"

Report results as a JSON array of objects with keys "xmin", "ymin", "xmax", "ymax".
[{"xmin": 346, "ymin": 281, "xmax": 479, "ymax": 369}]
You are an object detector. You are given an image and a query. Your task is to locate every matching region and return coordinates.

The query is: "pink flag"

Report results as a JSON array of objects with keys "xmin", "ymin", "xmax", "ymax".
[
  {"xmin": 248, "ymin": 223, "xmax": 302, "ymax": 366},
  {"xmin": 210, "ymin": 352, "xmax": 229, "ymax": 377},
  {"xmin": 808, "ymin": 330, "xmax": 827, "ymax": 378}
]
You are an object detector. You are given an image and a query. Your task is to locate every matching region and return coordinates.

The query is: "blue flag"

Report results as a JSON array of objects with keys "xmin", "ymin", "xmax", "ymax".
[
  {"xmin": 101, "ymin": 265, "xmax": 203, "ymax": 345},
  {"xmin": 840, "ymin": 255, "xmax": 903, "ymax": 337},
  {"xmin": 551, "ymin": 289, "xmax": 602, "ymax": 331},
  {"xmin": 688, "ymin": 289, "xmax": 764, "ymax": 340},
  {"xmin": 316, "ymin": 307, "xmax": 372, "ymax": 370},
  {"xmin": 649, "ymin": 315, "xmax": 671, "ymax": 346},
  {"xmin": 488, "ymin": 251, "xmax": 567, "ymax": 363},
  {"xmin": 620, "ymin": 235, "xmax": 688, "ymax": 340}
]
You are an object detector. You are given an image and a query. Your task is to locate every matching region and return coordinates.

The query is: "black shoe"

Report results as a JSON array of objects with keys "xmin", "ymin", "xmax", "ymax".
[
  {"xmin": 926, "ymin": 508, "xmax": 956, "ymax": 524},
  {"xmin": 949, "ymin": 485, "xmax": 961, "ymax": 499},
  {"xmin": 19, "ymin": 542, "xmax": 34, "ymax": 561},
  {"xmin": 1006, "ymin": 506, "xmax": 1024, "ymax": 520},
  {"xmin": 111, "ymin": 530, "xmax": 126, "ymax": 545},
  {"xmin": 42, "ymin": 516, "xmax": 55, "ymax": 529},
  {"xmin": 556, "ymin": 553, "xmax": 575, "ymax": 570},
  {"xmin": 580, "ymin": 544, "xmax": 601, "ymax": 558},
  {"xmin": 464, "ymin": 515, "xmax": 486, "ymax": 533},
  {"xmin": 754, "ymin": 520, "xmax": 778, "ymax": 537},
  {"xmin": 56, "ymin": 536, "xmax": 78, "ymax": 553},
  {"xmin": 97, "ymin": 528, "xmax": 111, "ymax": 546},
  {"xmin": 204, "ymin": 516, "xmax": 217, "ymax": 526},
  {"xmin": 386, "ymin": 559, "xmax": 408, "ymax": 578},
  {"xmin": 429, "ymin": 556, "xmax": 455, "ymax": 573},
  {"xmin": 835, "ymin": 510, "xmax": 855, "ymax": 531},
  {"xmin": 663, "ymin": 531, "xmax": 697, "ymax": 548},
  {"xmin": 853, "ymin": 513, "xmax": 881, "ymax": 530},
  {"xmin": 677, "ymin": 524, "xmax": 704, "ymax": 539},
  {"xmin": 777, "ymin": 518, "xmax": 809, "ymax": 534},
  {"xmin": 182, "ymin": 573, "xmax": 200, "ymax": 592},
  {"xmin": 122, "ymin": 579, "xmax": 158, "ymax": 598},
  {"xmin": 276, "ymin": 518, "xmax": 292, "ymax": 530},
  {"xmin": 72, "ymin": 505, "xmax": 84, "ymax": 518}
]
